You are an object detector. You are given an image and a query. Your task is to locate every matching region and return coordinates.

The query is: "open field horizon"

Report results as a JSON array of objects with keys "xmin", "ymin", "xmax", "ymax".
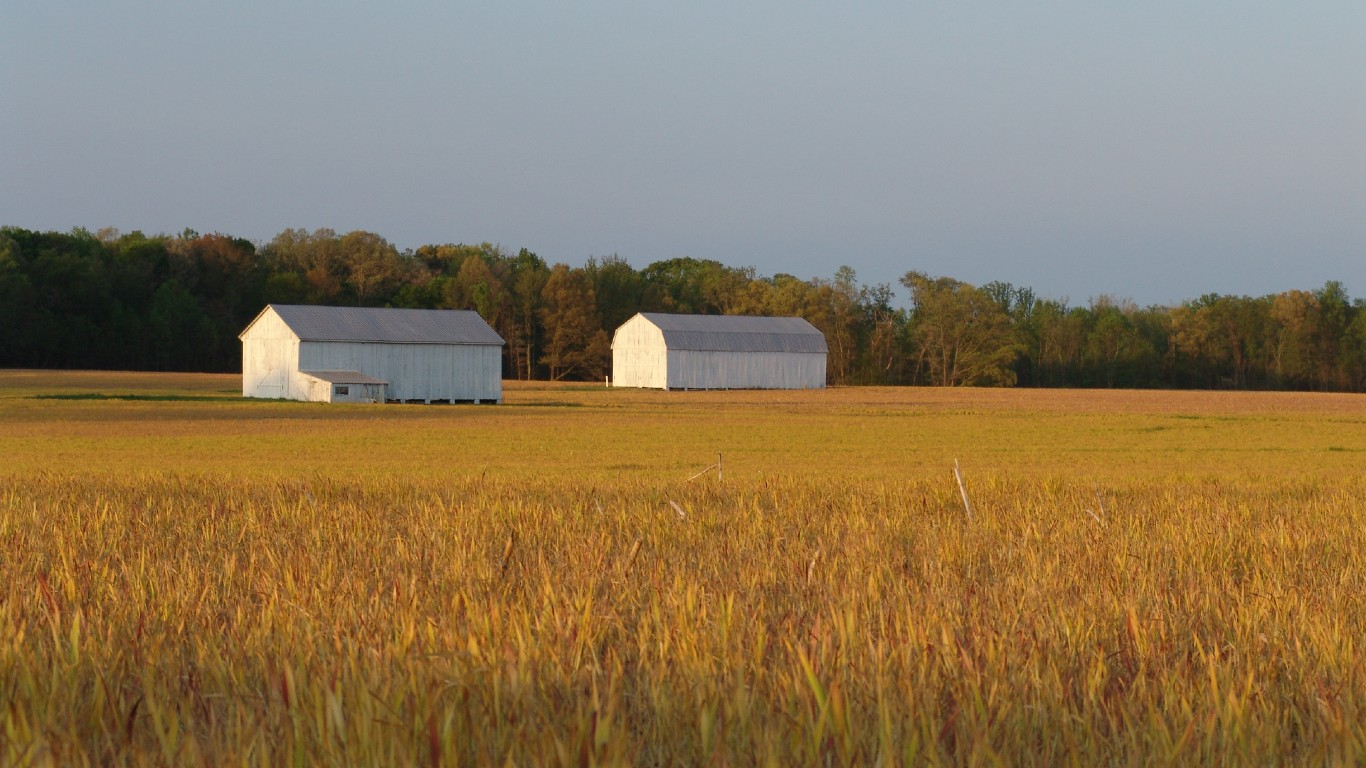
[
  {"xmin": 3, "ymin": 370, "xmax": 1363, "ymax": 483},
  {"xmin": 3, "ymin": 371, "xmax": 1364, "ymax": 764}
]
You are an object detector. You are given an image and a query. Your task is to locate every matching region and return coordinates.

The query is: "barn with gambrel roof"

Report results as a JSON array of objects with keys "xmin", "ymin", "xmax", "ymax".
[{"xmin": 610, "ymin": 312, "xmax": 827, "ymax": 391}]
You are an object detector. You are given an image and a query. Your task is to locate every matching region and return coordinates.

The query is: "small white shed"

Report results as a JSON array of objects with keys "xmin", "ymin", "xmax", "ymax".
[
  {"xmin": 239, "ymin": 305, "xmax": 505, "ymax": 403},
  {"xmin": 611, "ymin": 312, "xmax": 827, "ymax": 390}
]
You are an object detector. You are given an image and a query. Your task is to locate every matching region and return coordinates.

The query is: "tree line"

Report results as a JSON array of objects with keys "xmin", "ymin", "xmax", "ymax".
[{"xmin": 2, "ymin": 225, "xmax": 1364, "ymax": 391}]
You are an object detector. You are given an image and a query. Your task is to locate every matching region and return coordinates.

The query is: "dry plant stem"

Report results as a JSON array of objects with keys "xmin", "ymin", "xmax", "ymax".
[
  {"xmin": 954, "ymin": 459, "xmax": 974, "ymax": 520},
  {"xmin": 498, "ymin": 532, "xmax": 517, "ymax": 582},
  {"xmin": 686, "ymin": 453, "xmax": 724, "ymax": 483}
]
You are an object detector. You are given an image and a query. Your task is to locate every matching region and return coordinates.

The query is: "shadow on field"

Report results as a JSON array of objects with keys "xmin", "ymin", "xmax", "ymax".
[{"xmin": 32, "ymin": 394, "xmax": 236, "ymax": 402}]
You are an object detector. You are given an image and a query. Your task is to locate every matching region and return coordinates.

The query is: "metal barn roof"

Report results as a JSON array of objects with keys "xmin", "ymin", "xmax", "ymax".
[
  {"xmin": 245, "ymin": 305, "xmax": 505, "ymax": 345},
  {"xmin": 299, "ymin": 370, "xmax": 389, "ymax": 384},
  {"xmin": 637, "ymin": 312, "xmax": 828, "ymax": 353}
]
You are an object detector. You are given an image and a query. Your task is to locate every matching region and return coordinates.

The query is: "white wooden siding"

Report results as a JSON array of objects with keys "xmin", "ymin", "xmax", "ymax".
[
  {"xmin": 299, "ymin": 376, "xmax": 386, "ymax": 403},
  {"xmin": 297, "ymin": 341, "xmax": 501, "ymax": 402},
  {"xmin": 667, "ymin": 350, "xmax": 826, "ymax": 390},
  {"xmin": 241, "ymin": 310, "xmax": 299, "ymax": 398},
  {"xmin": 610, "ymin": 316, "xmax": 668, "ymax": 388},
  {"xmin": 305, "ymin": 377, "xmax": 333, "ymax": 403}
]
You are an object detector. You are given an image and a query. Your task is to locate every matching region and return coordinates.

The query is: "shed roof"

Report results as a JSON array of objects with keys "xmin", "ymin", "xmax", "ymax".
[
  {"xmin": 242, "ymin": 305, "xmax": 504, "ymax": 345},
  {"xmin": 635, "ymin": 312, "xmax": 828, "ymax": 353},
  {"xmin": 300, "ymin": 370, "xmax": 389, "ymax": 385}
]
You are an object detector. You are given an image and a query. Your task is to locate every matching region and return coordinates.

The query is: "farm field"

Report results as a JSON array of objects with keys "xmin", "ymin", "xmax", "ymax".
[{"xmin": 2, "ymin": 370, "xmax": 1364, "ymax": 765}]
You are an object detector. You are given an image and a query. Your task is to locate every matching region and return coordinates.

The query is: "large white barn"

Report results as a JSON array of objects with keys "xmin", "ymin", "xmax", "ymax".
[
  {"xmin": 611, "ymin": 312, "xmax": 827, "ymax": 390},
  {"xmin": 239, "ymin": 304, "xmax": 505, "ymax": 403}
]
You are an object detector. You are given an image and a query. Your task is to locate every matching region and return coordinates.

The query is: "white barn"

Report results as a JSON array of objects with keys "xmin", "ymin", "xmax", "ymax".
[
  {"xmin": 239, "ymin": 304, "xmax": 505, "ymax": 403},
  {"xmin": 611, "ymin": 312, "xmax": 827, "ymax": 390}
]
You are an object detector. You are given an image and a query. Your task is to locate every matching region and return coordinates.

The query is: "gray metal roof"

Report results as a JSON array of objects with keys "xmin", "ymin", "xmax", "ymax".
[
  {"xmin": 637, "ymin": 312, "xmax": 828, "ymax": 353},
  {"xmin": 246, "ymin": 305, "xmax": 504, "ymax": 345},
  {"xmin": 299, "ymin": 370, "xmax": 389, "ymax": 385}
]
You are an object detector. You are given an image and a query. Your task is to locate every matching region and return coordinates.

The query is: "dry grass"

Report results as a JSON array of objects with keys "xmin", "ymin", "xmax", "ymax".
[{"xmin": 2, "ymin": 372, "xmax": 1365, "ymax": 765}]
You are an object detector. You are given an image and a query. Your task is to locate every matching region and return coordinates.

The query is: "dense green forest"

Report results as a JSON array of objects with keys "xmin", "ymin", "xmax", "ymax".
[{"xmin": 2, "ymin": 226, "xmax": 1364, "ymax": 391}]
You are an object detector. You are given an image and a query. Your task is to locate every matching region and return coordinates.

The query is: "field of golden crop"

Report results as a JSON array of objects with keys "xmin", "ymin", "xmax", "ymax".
[{"xmin": 3, "ymin": 370, "xmax": 1364, "ymax": 765}]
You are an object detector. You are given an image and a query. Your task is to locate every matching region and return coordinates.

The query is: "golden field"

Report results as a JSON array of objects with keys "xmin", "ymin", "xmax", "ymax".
[{"xmin": 2, "ymin": 370, "xmax": 1364, "ymax": 765}]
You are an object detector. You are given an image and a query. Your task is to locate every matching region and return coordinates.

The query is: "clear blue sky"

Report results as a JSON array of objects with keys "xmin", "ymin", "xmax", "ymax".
[{"xmin": 3, "ymin": 1, "xmax": 1363, "ymax": 306}]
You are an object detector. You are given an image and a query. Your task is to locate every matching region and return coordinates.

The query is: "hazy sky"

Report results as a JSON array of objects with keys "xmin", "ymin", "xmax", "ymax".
[{"xmin": 4, "ymin": 2, "xmax": 1363, "ymax": 306}]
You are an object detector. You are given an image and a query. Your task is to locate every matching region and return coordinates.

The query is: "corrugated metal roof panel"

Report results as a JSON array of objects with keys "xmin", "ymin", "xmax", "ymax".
[
  {"xmin": 266, "ymin": 305, "xmax": 505, "ymax": 345},
  {"xmin": 638, "ymin": 312, "xmax": 828, "ymax": 353},
  {"xmin": 300, "ymin": 370, "xmax": 389, "ymax": 384}
]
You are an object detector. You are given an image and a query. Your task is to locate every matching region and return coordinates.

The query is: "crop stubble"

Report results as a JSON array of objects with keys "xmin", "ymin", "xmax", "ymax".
[{"xmin": 1, "ymin": 372, "xmax": 1364, "ymax": 765}]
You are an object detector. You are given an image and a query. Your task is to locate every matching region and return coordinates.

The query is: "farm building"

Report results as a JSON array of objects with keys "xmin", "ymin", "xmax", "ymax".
[
  {"xmin": 239, "ymin": 305, "xmax": 505, "ymax": 403},
  {"xmin": 611, "ymin": 312, "xmax": 827, "ymax": 390}
]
